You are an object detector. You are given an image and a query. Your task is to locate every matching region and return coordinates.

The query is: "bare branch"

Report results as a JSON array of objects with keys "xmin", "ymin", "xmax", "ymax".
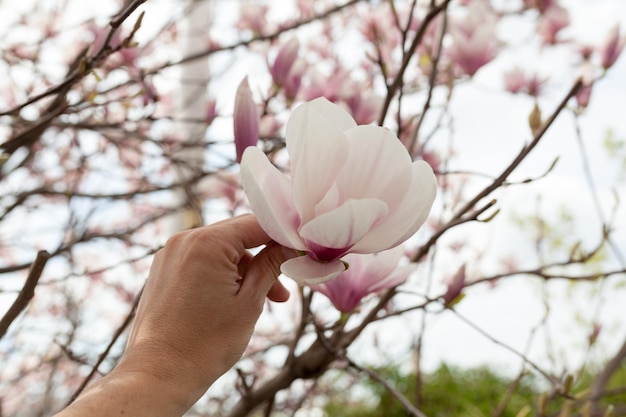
[
  {"xmin": 0, "ymin": 251, "xmax": 50, "ymax": 339},
  {"xmin": 348, "ymin": 358, "xmax": 430, "ymax": 417},
  {"xmin": 65, "ymin": 286, "xmax": 144, "ymax": 406},
  {"xmin": 589, "ymin": 337, "xmax": 626, "ymax": 416},
  {"xmin": 378, "ymin": 0, "xmax": 453, "ymax": 125}
]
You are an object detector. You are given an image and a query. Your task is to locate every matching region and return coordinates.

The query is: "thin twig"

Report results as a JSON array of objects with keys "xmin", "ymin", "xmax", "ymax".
[
  {"xmin": 448, "ymin": 79, "xmax": 583, "ymax": 225},
  {"xmin": 0, "ymin": 250, "xmax": 50, "ymax": 339},
  {"xmin": 347, "ymin": 358, "xmax": 429, "ymax": 417},
  {"xmin": 65, "ymin": 286, "xmax": 144, "ymax": 405},
  {"xmin": 450, "ymin": 308, "xmax": 560, "ymax": 387},
  {"xmin": 411, "ymin": 80, "xmax": 583, "ymax": 263},
  {"xmin": 408, "ymin": 6, "xmax": 448, "ymax": 155},
  {"xmin": 152, "ymin": 0, "xmax": 365, "ymax": 73},
  {"xmin": 378, "ymin": 0, "xmax": 453, "ymax": 125},
  {"xmin": 492, "ymin": 370, "xmax": 527, "ymax": 417}
]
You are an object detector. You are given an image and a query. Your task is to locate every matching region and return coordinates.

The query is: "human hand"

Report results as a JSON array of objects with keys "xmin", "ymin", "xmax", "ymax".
[
  {"xmin": 121, "ymin": 214, "xmax": 292, "ymax": 396},
  {"xmin": 56, "ymin": 215, "xmax": 293, "ymax": 417}
]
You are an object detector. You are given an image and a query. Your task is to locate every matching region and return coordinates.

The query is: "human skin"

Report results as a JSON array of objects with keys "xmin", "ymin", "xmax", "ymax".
[{"xmin": 54, "ymin": 214, "xmax": 292, "ymax": 417}]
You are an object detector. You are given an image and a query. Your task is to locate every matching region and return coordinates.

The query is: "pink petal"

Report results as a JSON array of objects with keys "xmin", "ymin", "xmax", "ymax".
[
  {"xmin": 285, "ymin": 99, "xmax": 351, "ymax": 223},
  {"xmin": 352, "ymin": 246, "xmax": 405, "ymax": 289},
  {"xmin": 314, "ymin": 276, "xmax": 363, "ymax": 312},
  {"xmin": 240, "ymin": 147, "xmax": 305, "ymax": 250},
  {"xmin": 313, "ymin": 248, "xmax": 414, "ymax": 312},
  {"xmin": 368, "ymin": 263, "xmax": 416, "ymax": 293},
  {"xmin": 299, "ymin": 198, "xmax": 388, "ymax": 250},
  {"xmin": 352, "ymin": 160, "xmax": 436, "ymax": 253},
  {"xmin": 281, "ymin": 256, "xmax": 346, "ymax": 285}
]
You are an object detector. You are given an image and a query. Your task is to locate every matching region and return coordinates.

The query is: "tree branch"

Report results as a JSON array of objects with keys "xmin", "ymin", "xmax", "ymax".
[
  {"xmin": 65, "ymin": 286, "xmax": 144, "ymax": 406},
  {"xmin": 378, "ymin": 0, "xmax": 453, "ymax": 125},
  {"xmin": 0, "ymin": 250, "xmax": 50, "ymax": 340},
  {"xmin": 348, "ymin": 358, "xmax": 429, "ymax": 417},
  {"xmin": 589, "ymin": 337, "xmax": 626, "ymax": 415}
]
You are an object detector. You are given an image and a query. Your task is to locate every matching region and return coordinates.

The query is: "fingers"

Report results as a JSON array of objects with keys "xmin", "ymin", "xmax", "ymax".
[
  {"xmin": 267, "ymin": 280, "xmax": 290, "ymax": 302},
  {"xmin": 238, "ymin": 251, "xmax": 289, "ymax": 302},
  {"xmin": 238, "ymin": 242, "xmax": 294, "ymax": 302},
  {"xmin": 210, "ymin": 214, "xmax": 272, "ymax": 249}
]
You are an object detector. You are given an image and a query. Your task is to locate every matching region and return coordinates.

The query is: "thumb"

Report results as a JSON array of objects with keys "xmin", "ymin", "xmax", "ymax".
[{"xmin": 238, "ymin": 242, "xmax": 293, "ymax": 303}]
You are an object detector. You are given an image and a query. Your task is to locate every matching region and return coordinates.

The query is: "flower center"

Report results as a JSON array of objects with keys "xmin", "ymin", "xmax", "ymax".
[{"xmin": 305, "ymin": 240, "xmax": 352, "ymax": 262}]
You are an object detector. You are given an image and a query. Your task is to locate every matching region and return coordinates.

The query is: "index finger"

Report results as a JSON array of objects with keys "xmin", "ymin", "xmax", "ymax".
[{"xmin": 209, "ymin": 214, "xmax": 272, "ymax": 249}]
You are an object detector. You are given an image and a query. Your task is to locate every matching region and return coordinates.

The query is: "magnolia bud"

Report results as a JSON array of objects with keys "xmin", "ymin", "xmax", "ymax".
[{"xmin": 233, "ymin": 77, "xmax": 259, "ymax": 163}]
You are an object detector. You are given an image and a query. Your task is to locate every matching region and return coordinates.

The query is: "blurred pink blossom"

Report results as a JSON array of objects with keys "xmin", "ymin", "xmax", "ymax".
[
  {"xmin": 301, "ymin": 68, "xmax": 349, "ymax": 102},
  {"xmin": 576, "ymin": 62, "xmax": 594, "ymax": 109},
  {"xmin": 599, "ymin": 24, "xmax": 625, "ymax": 70},
  {"xmin": 259, "ymin": 114, "xmax": 282, "ymax": 139},
  {"xmin": 233, "ymin": 77, "xmax": 260, "ymax": 163},
  {"xmin": 359, "ymin": 5, "xmax": 400, "ymax": 76},
  {"xmin": 575, "ymin": 82, "xmax": 593, "ymax": 109},
  {"xmin": 200, "ymin": 172, "xmax": 242, "ymax": 210},
  {"xmin": 87, "ymin": 22, "xmax": 138, "ymax": 71},
  {"xmin": 236, "ymin": 3, "xmax": 270, "ymax": 35},
  {"xmin": 296, "ymin": 0, "xmax": 316, "ymax": 20},
  {"xmin": 302, "ymin": 68, "xmax": 382, "ymax": 124},
  {"xmin": 345, "ymin": 92, "xmax": 383, "ymax": 125},
  {"xmin": 141, "ymin": 79, "xmax": 158, "ymax": 106},
  {"xmin": 447, "ymin": 1, "xmax": 498, "ymax": 76},
  {"xmin": 443, "ymin": 265, "xmax": 466, "ymax": 306},
  {"xmin": 270, "ymin": 38, "xmax": 300, "ymax": 87},
  {"xmin": 241, "ymin": 98, "xmax": 437, "ymax": 285},
  {"xmin": 205, "ymin": 99, "xmax": 217, "ymax": 125},
  {"xmin": 537, "ymin": 5, "xmax": 570, "ymax": 45},
  {"xmin": 312, "ymin": 247, "xmax": 416, "ymax": 313},
  {"xmin": 503, "ymin": 67, "xmax": 547, "ymax": 96},
  {"xmin": 283, "ymin": 59, "xmax": 305, "ymax": 101}
]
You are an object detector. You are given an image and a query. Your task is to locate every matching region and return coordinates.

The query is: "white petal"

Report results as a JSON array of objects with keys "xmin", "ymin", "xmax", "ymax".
[
  {"xmin": 334, "ymin": 125, "xmax": 412, "ymax": 209},
  {"xmin": 351, "ymin": 160, "xmax": 436, "ymax": 253},
  {"xmin": 299, "ymin": 198, "xmax": 388, "ymax": 250},
  {"xmin": 281, "ymin": 256, "xmax": 346, "ymax": 285},
  {"xmin": 387, "ymin": 160, "xmax": 438, "ymax": 246},
  {"xmin": 285, "ymin": 101, "xmax": 350, "ymax": 223},
  {"xmin": 240, "ymin": 147, "xmax": 305, "ymax": 250},
  {"xmin": 287, "ymin": 98, "xmax": 357, "ymax": 142}
]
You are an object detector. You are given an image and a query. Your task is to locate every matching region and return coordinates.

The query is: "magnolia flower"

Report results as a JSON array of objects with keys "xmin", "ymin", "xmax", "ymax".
[
  {"xmin": 233, "ymin": 77, "xmax": 259, "ymax": 163},
  {"xmin": 312, "ymin": 247, "xmax": 416, "ymax": 313},
  {"xmin": 241, "ymin": 97, "xmax": 437, "ymax": 285}
]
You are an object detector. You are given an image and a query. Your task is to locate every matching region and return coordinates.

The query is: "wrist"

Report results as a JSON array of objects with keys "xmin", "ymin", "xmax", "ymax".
[{"xmin": 58, "ymin": 368, "xmax": 202, "ymax": 417}]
